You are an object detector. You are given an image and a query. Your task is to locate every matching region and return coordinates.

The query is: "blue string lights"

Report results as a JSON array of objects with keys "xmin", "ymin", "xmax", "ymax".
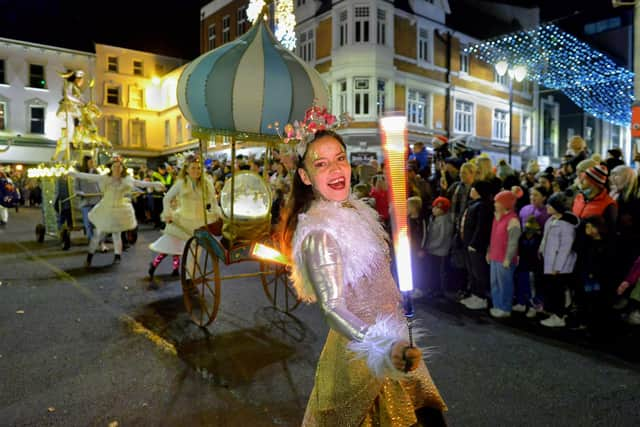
[{"xmin": 465, "ymin": 24, "xmax": 634, "ymax": 126}]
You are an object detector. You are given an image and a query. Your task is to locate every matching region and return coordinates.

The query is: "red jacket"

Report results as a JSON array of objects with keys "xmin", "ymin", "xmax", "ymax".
[{"xmin": 572, "ymin": 190, "xmax": 616, "ymax": 219}]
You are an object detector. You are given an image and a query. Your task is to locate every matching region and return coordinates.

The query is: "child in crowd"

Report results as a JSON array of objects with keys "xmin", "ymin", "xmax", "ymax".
[
  {"xmin": 514, "ymin": 215, "xmax": 543, "ymax": 318},
  {"xmin": 408, "ymin": 196, "xmax": 428, "ymax": 297},
  {"xmin": 538, "ymin": 193, "xmax": 580, "ymax": 327},
  {"xmin": 369, "ymin": 174, "xmax": 390, "ymax": 227},
  {"xmin": 573, "ymin": 215, "xmax": 614, "ymax": 331},
  {"xmin": 424, "ymin": 196, "xmax": 454, "ymax": 298},
  {"xmin": 460, "ymin": 180, "xmax": 494, "ymax": 310},
  {"xmin": 519, "ymin": 184, "xmax": 551, "ymax": 229},
  {"xmin": 617, "ymin": 255, "xmax": 640, "ymax": 325},
  {"xmin": 487, "ymin": 189, "xmax": 522, "ymax": 318}
]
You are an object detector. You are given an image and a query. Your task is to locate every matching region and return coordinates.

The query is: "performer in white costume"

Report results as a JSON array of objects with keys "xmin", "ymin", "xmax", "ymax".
[
  {"xmin": 69, "ymin": 157, "xmax": 164, "ymax": 266},
  {"xmin": 147, "ymin": 155, "xmax": 221, "ymax": 289}
]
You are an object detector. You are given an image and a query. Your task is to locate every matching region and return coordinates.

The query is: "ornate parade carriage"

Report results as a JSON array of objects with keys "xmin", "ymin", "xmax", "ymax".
[
  {"xmin": 29, "ymin": 73, "xmax": 114, "ymax": 249},
  {"xmin": 175, "ymin": 15, "xmax": 328, "ymax": 327}
]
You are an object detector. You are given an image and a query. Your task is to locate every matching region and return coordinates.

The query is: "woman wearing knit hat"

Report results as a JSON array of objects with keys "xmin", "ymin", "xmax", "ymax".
[
  {"xmin": 486, "ymin": 189, "xmax": 522, "ymax": 318},
  {"xmin": 538, "ymin": 193, "xmax": 580, "ymax": 327},
  {"xmin": 459, "ymin": 180, "xmax": 494, "ymax": 310},
  {"xmin": 572, "ymin": 164, "xmax": 617, "ymax": 240}
]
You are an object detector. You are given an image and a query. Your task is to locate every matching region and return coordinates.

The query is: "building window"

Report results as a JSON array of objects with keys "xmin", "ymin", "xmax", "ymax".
[
  {"xmin": 129, "ymin": 86, "xmax": 143, "ymax": 109},
  {"xmin": 106, "ymin": 117, "xmax": 122, "ymax": 145},
  {"xmin": 376, "ymin": 9, "xmax": 386, "ymax": 45},
  {"xmin": 460, "ymin": 50, "xmax": 469, "ymax": 74},
  {"xmin": 223, "ymin": 15, "xmax": 231, "ymax": 43},
  {"xmin": 30, "ymin": 106, "xmax": 45, "ymax": 134},
  {"xmin": 611, "ymin": 124, "xmax": 621, "ymax": 148},
  {"xmin": 493, "ymin": 109, "xmax": 509, "ymax": 141},
  {"xmin": 131, "ymin": 120, "xmax": 146, "ymax": 146},
  {"xmin": 208, "ymin": 24, "xmax": 217, "ymax": 50},
  {"xmin": 454, "ymin": 100, "xmax": 473, "ymax": 134},
  {"xmin": 354, "ymin": 7, "xmax": 370, "ymax": 43},
  {"xmin": 237, "ymin": 6, "xmax": 247, "ymax": 36},
  {"xmin": 133, "ymin": 60, "xmax": 144, "ymax": 76},
  {"xmin": 521, "ymin": 114, "xmax": 532, "ymax": 146},
  {"xmin": 29, "ymin": 64, "xmax": 46, "ymax": 89},
  {"xmin": 107, "ymin": 56, "xmax": 118, "ymax": 73},
  {"xmin": 106, "ymin": 86, "xmax": 120, "ymax": 105},
  {"xmin": 418, "ymin": 28, "xmax": 429, "ymax": 62},
  {"xmin": 354, "ymin": 78, "xmax": 370, "ymax": 116},
  {"xmin": 165, "ymin": 119, "xmax": 171, "ymax": 147},
  {"xmin": 407, "ymin": 89, "xmax": 428, "ymax": 126},
  {"xmin": 176, "ymin": 116, "xmax": 183, "ymax": 142},
  {"xmin": 338, "ymin": 80, "xmax": 347, "ymax": 115},
  {"xmin": 0, "ymin": 102, "xmax": 6, "ymax": 130},
  {"xmin": 299, "ymin": 30, "xmax": 315, "ymax": 62},
  {"xmin": 377, "ymin": 79, "xmax": 386, "ymax": 116},
  {"xmin": 0, "ymin": 59, "xmax": 5, "ymax": 84},
  {"xmin": 495, "ymin": 72, "xmax": 507, "ymax": 87},
  {"xmin": 339, "ymin": 10, "xmax": 348, "ymax": 46}
]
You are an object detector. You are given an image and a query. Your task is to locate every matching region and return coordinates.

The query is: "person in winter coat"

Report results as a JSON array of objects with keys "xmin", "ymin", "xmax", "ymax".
[
  {"xmin": 617, "ymin": 256, "xmax": 640, "ymax": 325},
  {"xmin": 519, "ymin": 184, "xmax": 551, "ymax": 230},
  {"xmin": 609, "ymin": 165, "xmax": 640, "ymax": 280},
  {"xmin": 425, "ymin": 196, "xmax": 454, "ymax": 298},
  {"xmin": 459, "ymin": 180, "xmax": 494, "ymax": 310},
  {"xmin": 408, "ymin": 196, "xmax": 428, "ymax": 297},
  {"xmin": 539, "ymin": 192, "xmax": 580, "ymax": 328},
  {"xmin": 514, "ymin": 216, "xmax": 543, "ymax": 318},
  {"xmin": 487, "ymin": 189, "xmax": 522, "ymax": 318}
]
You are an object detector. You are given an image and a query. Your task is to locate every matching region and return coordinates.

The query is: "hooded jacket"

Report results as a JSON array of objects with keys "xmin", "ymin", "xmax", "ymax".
[{"xmin": 539, "ymin": 212, "xmax": 580, "ymax": 275}]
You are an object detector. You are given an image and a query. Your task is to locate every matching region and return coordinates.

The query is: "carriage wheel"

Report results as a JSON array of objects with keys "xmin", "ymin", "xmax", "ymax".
[
  {"xmin": 260, "ymin": 262, "xmax": 301, "ymax": 313},
  {"xmin": 36, "ymin": 224, "xmax": 45, "ymax": 243},
  {"xmin": 180, "ymin": 236, "xmax": 221, "ymax": 327}
]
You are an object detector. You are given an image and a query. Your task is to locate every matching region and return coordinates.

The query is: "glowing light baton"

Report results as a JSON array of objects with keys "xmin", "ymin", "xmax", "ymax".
[
  {"xmin": 380, "ymin": 115, "xmax": 415, "ymax": 350},
  {"xmin": 251, "ymin": 242, "xmax": 291, "ymax": 266}
]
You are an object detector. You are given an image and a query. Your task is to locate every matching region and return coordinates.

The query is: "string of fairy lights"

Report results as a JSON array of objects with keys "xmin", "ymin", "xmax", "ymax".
[
  {"xmin": 465, "ymin": 24, "xmax": 634, "ymax": 126},
  {"xmin": 247, "ymin": 0, "xmax": 297, "ymax": 51}
]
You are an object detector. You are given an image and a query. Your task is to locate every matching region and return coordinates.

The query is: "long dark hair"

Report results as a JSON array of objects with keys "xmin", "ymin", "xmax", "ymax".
[{"xmin": 278, "ymin": 130, "xmax": 347, "ymax": 258}]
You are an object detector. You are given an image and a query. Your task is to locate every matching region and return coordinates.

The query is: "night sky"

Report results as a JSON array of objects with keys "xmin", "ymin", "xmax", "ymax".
[
  {"xmin": 0, "ymin": 0, "xmax": 205, "ymax": 59},
  {"xmin": 0, "ymin": 0, "xmax": 613, "ymax": 60}
]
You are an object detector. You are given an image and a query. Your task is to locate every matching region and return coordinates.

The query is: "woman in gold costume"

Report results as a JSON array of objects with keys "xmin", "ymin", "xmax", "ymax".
[{"xmin": 280, "ymin": 128, "xmax": 447, "ymax": 426}]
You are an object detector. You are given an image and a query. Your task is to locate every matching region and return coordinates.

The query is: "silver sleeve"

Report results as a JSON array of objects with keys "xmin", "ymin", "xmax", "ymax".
[{"xmin": 301, "ymin": 230, "xmax": 369, "ymax": 342}]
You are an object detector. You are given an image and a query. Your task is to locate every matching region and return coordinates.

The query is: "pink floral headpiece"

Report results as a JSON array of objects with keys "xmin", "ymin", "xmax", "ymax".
[{"xmin": 269, "ymin": 102, "xmax": 351, "ymax": 159}]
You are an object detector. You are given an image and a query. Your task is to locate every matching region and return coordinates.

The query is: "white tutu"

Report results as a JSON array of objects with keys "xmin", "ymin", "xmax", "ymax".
[
  {"xmin": 89, "ymin": 202, "xmax": 136, "ymax": 233},
  {"xmin": 149, "ymin": 234, "xmax": 185, "ymax": 255}
]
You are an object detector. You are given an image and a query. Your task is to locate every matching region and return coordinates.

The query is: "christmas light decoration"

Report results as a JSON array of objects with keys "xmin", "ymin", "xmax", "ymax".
[
  {"xmin": 247, "ymin": 0, "xmax": 296, "ymax": 51},
  {"xmin": 465, "ymin": 24, "xmax": 634, "ymax": 126}
]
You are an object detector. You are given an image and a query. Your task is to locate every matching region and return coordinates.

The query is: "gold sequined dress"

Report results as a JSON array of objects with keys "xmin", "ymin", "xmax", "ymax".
[{"xmin": 292, "ymin": 198, "xmax": 447, "ymax": 426}]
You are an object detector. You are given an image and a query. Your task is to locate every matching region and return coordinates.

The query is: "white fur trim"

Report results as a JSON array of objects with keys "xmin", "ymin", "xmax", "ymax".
[
  {"xmin": 291, "ymin": 197, "xmax": 388, "ymax": 303},
  {"xmin": 347, "ymin": 314, "xmax": 409, "ymax": 379}
]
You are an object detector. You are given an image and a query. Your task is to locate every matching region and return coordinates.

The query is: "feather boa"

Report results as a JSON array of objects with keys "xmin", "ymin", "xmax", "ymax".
[{"xmin": 291, "ymin": 197, "xmax": 389, "ymax": 303}]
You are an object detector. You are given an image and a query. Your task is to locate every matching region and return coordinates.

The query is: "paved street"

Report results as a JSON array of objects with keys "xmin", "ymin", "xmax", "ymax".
[{"xmin": 1, "ymin": 207, "xmax": 639, "ymax": 427}]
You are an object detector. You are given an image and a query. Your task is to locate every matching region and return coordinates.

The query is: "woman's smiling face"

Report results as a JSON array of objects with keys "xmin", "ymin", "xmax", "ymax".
[{"xmin": 298, "ymin": 135, "xmax": 351, "ymax": 202}]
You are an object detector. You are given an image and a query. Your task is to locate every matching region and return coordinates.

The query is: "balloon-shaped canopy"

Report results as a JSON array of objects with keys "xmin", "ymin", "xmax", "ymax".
[{"xmin": 177, "ymin": 19, "xmax": 328, "ymax": 141}]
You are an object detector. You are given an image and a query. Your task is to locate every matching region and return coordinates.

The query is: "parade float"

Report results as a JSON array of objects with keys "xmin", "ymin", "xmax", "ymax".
[
  {"xmin": 28, "ymin": 70, "xmax": 113, "ymax": 249},
  {"xmin": 175, "ymin": 0, "xmax": 327, "ymax": 327}
]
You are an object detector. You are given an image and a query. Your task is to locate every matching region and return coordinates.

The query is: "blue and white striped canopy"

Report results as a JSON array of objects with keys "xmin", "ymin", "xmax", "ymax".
[{"xmin": 177, "ymin": 20, "xmax": 328, "ymax": 139}]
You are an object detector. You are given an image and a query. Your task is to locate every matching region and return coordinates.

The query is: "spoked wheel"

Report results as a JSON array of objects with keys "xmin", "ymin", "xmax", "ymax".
[
  {"xmin": 260, "ymin": 262, "xmax": 300, "ymax": 313},
  {"xmin": 35, "ymin": 224, "xmax": 45, "ymax": 243},
  {"xmin": 180, "ymin": 236, "xmax": 221, "ymax": 327}
]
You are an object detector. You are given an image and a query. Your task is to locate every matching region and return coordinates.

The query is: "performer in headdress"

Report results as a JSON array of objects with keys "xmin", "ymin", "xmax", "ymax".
[
  {"xmin": 279, "ymin": 106, "xmax": 447, "ymax": 426},
  {"xmin": 69, "ymin": 157, "xmax": 164, "ymax": 266},
  {"xmin": 147, "ymin": 155, "xmax": 222, "ymax": 289}
]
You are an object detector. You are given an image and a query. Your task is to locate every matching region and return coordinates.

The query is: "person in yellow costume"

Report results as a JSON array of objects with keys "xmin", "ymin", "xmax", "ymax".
[{"xmin": 280, "ymin": 121, "xmax": 447, "ymax": 426}]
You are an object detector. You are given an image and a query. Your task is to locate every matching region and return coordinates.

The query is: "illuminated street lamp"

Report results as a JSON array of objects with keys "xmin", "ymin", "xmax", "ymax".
[{"xmin": 495, "ymin": 61, "xmax": 527, "ymax": 163}]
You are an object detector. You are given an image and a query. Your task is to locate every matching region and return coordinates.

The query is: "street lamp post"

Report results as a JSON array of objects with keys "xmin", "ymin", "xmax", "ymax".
[{"xmin": 495, "ymin": 61, "xmax": 527, "ymax": 164}]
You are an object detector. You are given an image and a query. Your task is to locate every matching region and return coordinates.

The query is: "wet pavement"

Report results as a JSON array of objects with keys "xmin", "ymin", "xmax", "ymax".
[{"xmin": 1, "ymin": 207, "xmax": 640, "ymax": 426}]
